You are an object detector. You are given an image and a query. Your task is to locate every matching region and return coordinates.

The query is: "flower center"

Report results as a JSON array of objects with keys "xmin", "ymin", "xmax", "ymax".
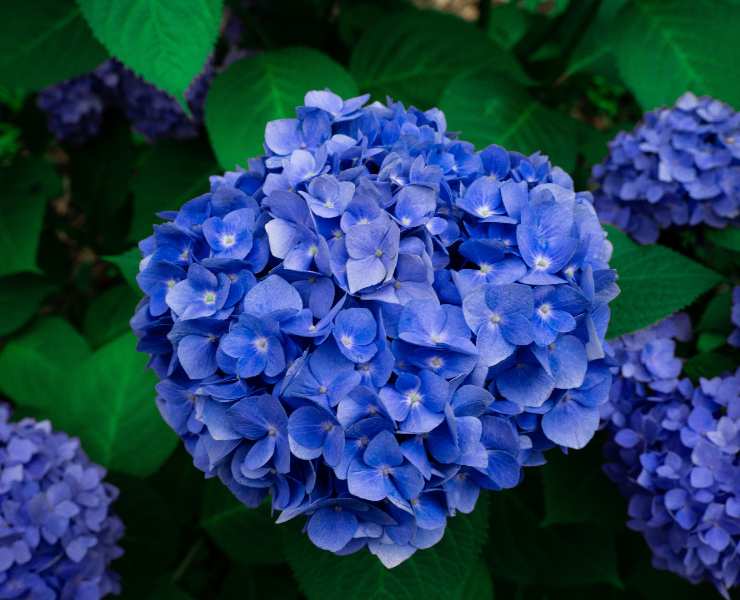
[
  {"xmin": 340, "ymin": 335, "xmax": 353, "ymax": 348},
  {"xmin": 537, "ymin": 303, "xmax": 551, "ymax": 318},
  {"xmin": 318, "ymin": 385, "xmax": 328, "ymax": 394},
  {"xmin": 166, "ymin": 279, "xmax": 176, "ymax": 289},
  {"xmin": 406, "ymin": 391, "xmax": 423, "ymax": 406},
  {"xmin": 476, "ymin": 206, "xmax": 492, "ymax": 218},
  {"xmin": 221, "ymin": 233, "xmax": 236, "ymax": 247},
  {"xmin": 321, "ymin": 421, "xmax": 334, "ymax": 432},
  {"xmin": 374, "ymin": 248, "xmax": 383, "ymax": 257},
  {"xmin": 332, "ymin": 229, "xmax": 343, "ymax": 240},
  {"xmin": 324, "ymin": 200, "xmax": 335, "ymax": 208},
  {"xmin": 401, "ymin": 217, "xmax": 411, "ymax": 226},
  {"xmin": 379, "ymin": 465, "xmax": 393, "ymax": 476},
  {"xmin": 267, "ymin": 425, "xmax": 278, "ymax": 437},
  {"xmin": 489, "ymin": 312, "xmax": 502, "ymax": 325},
  {"xmin": 254, "ymin": 337, "xmax": 268, "ymax": 352},
  {"xmin": 308, "ymin": 244, "xmax": 318, "ymax": 257},
  {"xmin": 203, "ymin": 291, "xmax": 217, "ymax": 304},
  {"xmin": 430, "ymin": 332, "xmax": 446, "ymax": 343},
  {"xmin": 479, "ymin": 263, "xmax": 492, "ymax": 274},
  {"xmin": 429, "ymin": 356, "xmax": 443, "ymax": 369},
  {"xmin": 180, "ymin": 248, "xmax": 189, "ymax": 260},
  {"xmin": 534, "ymin": 255, "xmax": 550, "ymax": 270}
]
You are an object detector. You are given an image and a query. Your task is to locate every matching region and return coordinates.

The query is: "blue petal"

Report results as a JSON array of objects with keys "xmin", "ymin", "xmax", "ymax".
[
  {"xmin": 541, "ymin": 397, "xmax": 600, "ymax": 449},
  {"xmin": 307, "ymin": 507, "xmax": 358, "ymax": 552}
]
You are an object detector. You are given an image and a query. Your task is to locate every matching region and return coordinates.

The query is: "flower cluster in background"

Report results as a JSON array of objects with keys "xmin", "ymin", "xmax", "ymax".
[
  {"xmin": 37, "ymin": 58, "xmax": 213, "ymax": 144},
  {"xmin": 0, "ymin": 406, "xmax": 123, "ymax": 599},
  {"xmin": 603, "ymin": 316, "xmax": 740, "ymax": 597},
  {"xmin": 130, "ymin": 89, "xmax": 617, "ymax": 566},
  {"xmin": 592, "ymin": 92, "xmax": 740, "ymax": 244}
]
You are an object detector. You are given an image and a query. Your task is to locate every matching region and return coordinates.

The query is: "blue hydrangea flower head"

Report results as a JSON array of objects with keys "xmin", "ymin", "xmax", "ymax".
[
  {"xmin": 592, "ymin": 92, "xmax": 740, "ymax": 244},
  {"xmin": 0, "ymin": 406, "xmax": 123, "ymax": 599},
  {"xmin": 132, "ymin": 89, "xmax": 618, "ymax": 566},
  {"xmin": 603, "ymin": 316, "xmax": 740, "ymax": 596}
]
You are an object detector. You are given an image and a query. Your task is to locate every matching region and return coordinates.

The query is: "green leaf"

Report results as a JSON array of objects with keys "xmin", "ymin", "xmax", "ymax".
[
  {"xmin": 439, "ymin": 74, "xmax": 580, "ymax": 171},
  {"xmin": 0, "ymin": 157, "xmax": 61, "ymax": 277},
  {"xmin": 487, "ymin": 4, "xmax": 533, "ymax": 50},
  {"xmin": 0, "ymin": 317, "xmax": 90, "ymax": 412},
  {"xmin": 605, "ymin": 226, "xmax": 722, "ymax": 338},
  {"xmin": 83, "ymin": 284, "xmax": 140, "ymax": 348},
  {"xmin": 70, "ymin": 332, "xmax": 177, "ymax": 476},
  {"xmin": 697, "ymin": 288, "xmax": 733, "ymax": 334},
  {"xmin": 284, "ymin": 496, "xmax": 490, "ymax": 600},
  {"xmin": 460, "ymin": 560, "xmax": 494, "ymax": 599},
  {"xmin": 130, "ymin": 141, "xmax": 218, "ymax": 242},
  {"xmin": 706, "ymin": 227, "xmax": 740, "ymax": 253},
  {"xmin": 350, "ymin": 10, "xmax": 527, "ymax": 108},
  {"xmin": 683, "ymin": 351, "xmax": 737, "ymax": 381},
  {"xmin": 0, "ymin": 0, "xmax": 107, "ymax": 91},
  {"xmin": 488, "ymin": 490, "xmax": 622, "ymax": 589},
  {"xmin": 77, "ymin": 0, "xmax": 221, "ymax": 107},
  {"xmin": 541, "ymin": 441, "xmax": 625, "ymax": 527},
  {"xmin": 201, "ymin": 479, "xmax": 284, "ymax": 565},
  {"xmin": 0, "ymin": 274, "xmax": 55, "ymax": 336},
  {"xmin": 0, "ymin": 325, "xmax": 175, "ymax": 476},
  {"xmin": 206, "ymin": 48, "xmax": 358, "ymax": 169},
  {"xmin": 105, "ymin": 247, "xmax": 142, "ymax": 290},
  {"xmin": 566, "ymin": 0, "xmax": 627, "ymax": 77},
  {"xmin": 614, "ymin": 0, "xmax": 740, "ymax": 110}
]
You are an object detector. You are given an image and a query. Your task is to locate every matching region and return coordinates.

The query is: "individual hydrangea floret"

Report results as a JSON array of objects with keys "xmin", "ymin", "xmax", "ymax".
[
  {"xmin": 0, "ymin": 406, "xmax": 123, "ymax": 599},
  {"xmin": 592, "ymin": 92, "xmax": 740, "ymax": 244},
  {"xmin": 730, "ymin": 286, "xmax": 740, "ymax": 348},
  {"xmin": 603, "ymin": 317, "xmax": 740, "ymax": 597},
  {"xmin": 131, "ymin": 89, "xmax": 618, "ymax": 566}
]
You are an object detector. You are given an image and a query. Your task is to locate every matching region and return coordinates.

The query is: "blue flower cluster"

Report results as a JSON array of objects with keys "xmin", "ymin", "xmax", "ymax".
[
  {"xmin": 603, "ymin": 317, "xmax": 740, "ymax": 597},
  {"xmin": 0, "ymin": 406, "xmax": 123, "ymax": 599},
  {"xmin": 131, "ymin": 90, "xmax": 617, "ymax": 566},
  {"xmin": 592, "ymin": 93, "xmax": 740, "ymax": 244},
  {"xmin": 37, "ymin": 58, "xmax": 213, "ymax": 144},
  {"xmin": 730, "ymin": 287, "xmax": 740, "ymax": 348}
]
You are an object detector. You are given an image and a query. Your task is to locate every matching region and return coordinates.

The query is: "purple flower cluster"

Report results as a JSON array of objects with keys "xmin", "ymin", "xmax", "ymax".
[
  {"xmin": 37, "ymin": 58, "xmax": 212, "ymax": 144},
  {"xmin": 592, "ymin": 92, "xmax": 740, "ymax": 244},
  {"xmin": 730, "ymin": 287, "xmax": 740, "ymax": 348},
  {"xmin": 0, "ymin": 407, "xmax": 123, "ymax": 599},
  {"xmin": 131, "ymin": 90, "xmax": 617, "ymax": 566},
  {"xmin": 603, "ymin": 317, "xmax": 740, "ymax": 597}
]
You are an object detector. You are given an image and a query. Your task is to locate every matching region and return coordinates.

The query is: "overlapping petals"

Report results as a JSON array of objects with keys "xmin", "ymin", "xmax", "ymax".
[
  {"xmin": 602, "ymin": 316, "xmax": 740, "ymax": 597},
  {"xmin": 132, "ymin": 90, "xmax": 617, "ymax": 566},
  {"xmin": 592, "ymin": 92, "xmax": 740, "ymax": 244},
  {"xmin": 0, "ymin": 407, "xmax": 123, "ymax": 598}
]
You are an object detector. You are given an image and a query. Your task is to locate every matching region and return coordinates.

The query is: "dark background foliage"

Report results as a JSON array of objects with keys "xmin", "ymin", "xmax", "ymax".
[{"xmin": 0, "ymin": 0, "xmax": 738, "ymax": 598}]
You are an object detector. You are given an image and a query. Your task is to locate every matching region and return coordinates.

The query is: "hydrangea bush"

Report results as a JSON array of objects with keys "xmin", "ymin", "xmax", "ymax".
[
  {"xmin": 131, "ymin": 89, "xmax": 618, "ymax": 565},
  {"xmin": 0, "ymin": 406, "xmax": 123, "ymax": 599},
  {"xmin": 592, "ymin": 92, "xmax": 740, "ymax": 244},
  {"xmin": 603, "ymin": 316, "xmax": 740, "ymax": 597}
]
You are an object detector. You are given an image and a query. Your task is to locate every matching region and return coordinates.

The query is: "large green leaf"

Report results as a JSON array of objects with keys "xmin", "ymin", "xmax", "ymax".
[
  {"xmin": 606, "ymin": 226, "xmax": 722, "ymax": 338},
  {"xmin": 130, "ymin": 141, "xmax": 218, "ymax": 242},
  {"xmin": 615, "ymin": 0, "xmax": 740, "ymax": 110},
  {"xmin": 206, "ymin": 48, "xmax": 358, "ymax": 169},
  {"xmin": 83, "ymin": 284, "xmax": 140, "ymax": 348},
  {"xmin": 350, "ymin": 10, "xmax": 527, "ymax": 108},
  {"xmin": 77, "ymin": 0, "xmax": 222, "ymax": 106},
  {"xmin": 201, "ymin": 480, "xmax": 284, "ymax": 565},
  {"xmin": 0, "ymin": 274, "xmax": 55, "ymax": 337},
  {"xmin": 70, "ymin": 332, "xmax": 177, "ymax": 475},
  {"xmin": 284, "ymin": 496, "xmax": 490, "ymax": 600},
  {"xmin": 0, "ymin": 324, "xmax": 175, "ymax": 476},
  {"xmin": 0, "ymin": 157, "xmax": 61, "ymax": 277},
  {"xmin": 566, "ymin": 0, "xmax": 627, "ymax": 78},
  {"xmin": 706, "ymin": 227, "xmax": 740, "ymax": 253},
  {"xmin": 439, "ymin": 74, "xmax": 580, "ymax": 171},
  {"xmin": 0, "ymin": 317, "xmax": 90, "ymax": 412},
  {"xmin": 0, "ymin": 0, "xmax": 106, "ymax": 91}
]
